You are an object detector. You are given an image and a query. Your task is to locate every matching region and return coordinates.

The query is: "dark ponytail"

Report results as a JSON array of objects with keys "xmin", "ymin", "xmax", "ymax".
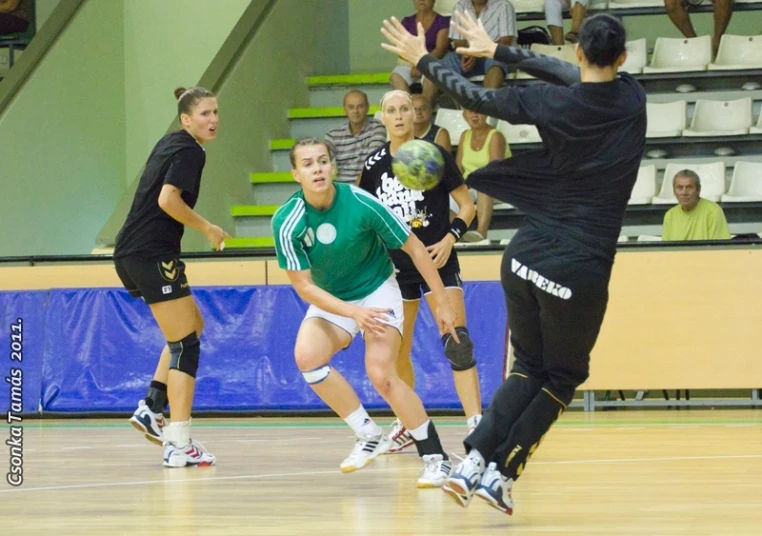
[
  {"xmin": 578, "ymin": 14, "xmax": 626, "ymax": 68},
  {"xmin": 174, "ymin": 86, "xmax": 215, "ymax": 117}
]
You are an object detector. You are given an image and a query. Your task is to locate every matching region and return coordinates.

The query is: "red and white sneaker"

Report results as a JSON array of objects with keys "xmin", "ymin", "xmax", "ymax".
[
  {"xmin": 130, "ymin": 400, "xmax": 165, "ymax": 446},
  {"xmin": 163, "ymin": 439, "xmax": 216, "ymax": 468},
  {"xmin": 387, "ymin": 419, "xmax": 414, "ymax": 454}
]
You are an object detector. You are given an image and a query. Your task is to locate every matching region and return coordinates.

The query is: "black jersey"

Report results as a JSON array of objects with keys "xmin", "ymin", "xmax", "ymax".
[
  {"xmin": 418, "ymin": 47, "xmax": 647, "ymax": 263},
  {"xmin": 114, "ymin": 130, "xmax": 206, "ymax": 260},
  {"xmin": 417, "ymin": 124, "xmax": 441, "ymax": 144},
  {"xmin": 359, "ymin": 141, "xmax": 464, "ymax": 279}
]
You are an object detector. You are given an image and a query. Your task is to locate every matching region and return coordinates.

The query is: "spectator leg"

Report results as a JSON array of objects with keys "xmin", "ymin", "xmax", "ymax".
[
  {"xmin": 545, "ymin": 0, "xmax": 566, "ymax": 45},
  {"xmin": 422, "ymin": 78, "xmax": 439, "ymax": 109},
  {"xmin": 476, "ymin": 192, "xmax": 494, "ymax": 239},
  {"xmin": 712, "ymin": 0, "xmax": 734, "ymax": 58},
  {"xmin": 389, "ymin": 72, "xmax": 411, "ymax": 93},
  {"xmin": 664, "ymin": 0, "xmax": 697, "ymax": 39},
  {"xmin": 483, "ymin": 66, "xmax": 505, "ymax": 89},
  {"xmin": 568, "ymin": 1, "xmax": 587, "ymax": 38}
]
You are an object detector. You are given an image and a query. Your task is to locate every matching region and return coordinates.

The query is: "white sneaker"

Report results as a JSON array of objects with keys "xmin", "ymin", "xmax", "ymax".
[
  {"xmin": 474, "ymin": 462, "xmax": 514, "ymax": 515},
  {"xmin": 467, "ymin": 415, "xmax": 482, "ymax": 436},
  {"xmin": 129, "ymin": 400, "xmax": 165, "ymax": 446},
  {"xmin": 442, "ymin": 453, "xmax": 484, "ymax": 508},
  {"xmin": 340, "ymin": 434, "xmax": 391, "ymax": 473},
  {"xmin": 417, "ymin": 454, "xmax": 452, "ymax": 488},
  {"xmin": 163, "ymin": 439, "xmax": 216, "ymax": 468},
  {"xmin": 387, "ymin": 419, "xmax": 414, "ymax": 454}
]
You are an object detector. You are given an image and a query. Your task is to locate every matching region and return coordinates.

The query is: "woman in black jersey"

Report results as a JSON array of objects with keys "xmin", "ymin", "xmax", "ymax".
[
  {"xmin": 358, "ymin": 90, "xmax": 482, "ymax": 453},
  {"xmin": 383, "ymin": 12, "xmax": 646, "ymax": 514},
  {"xmin": 113, "ymin": 86, "xmax": 230, "ymax": 468}
]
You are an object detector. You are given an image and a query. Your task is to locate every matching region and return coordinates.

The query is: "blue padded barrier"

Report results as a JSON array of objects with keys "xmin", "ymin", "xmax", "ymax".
[{"xmin": 2, "ymin": 283, "xmax": 507, "ymax": 414}]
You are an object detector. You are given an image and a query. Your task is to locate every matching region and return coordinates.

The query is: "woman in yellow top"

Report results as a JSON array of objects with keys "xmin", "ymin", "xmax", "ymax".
[{"xmin": 456, "ymin": 110, "xmax": 511, "ymax": 242}]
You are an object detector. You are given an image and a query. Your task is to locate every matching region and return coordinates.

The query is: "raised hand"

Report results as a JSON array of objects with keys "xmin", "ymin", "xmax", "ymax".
[
  {"xmin": 451, "ymin": 10, "xmax": 498, "ymax": 59},
  {"xmin": 381, "ymin": 17, "xmax": 428, "ymax": 67}
]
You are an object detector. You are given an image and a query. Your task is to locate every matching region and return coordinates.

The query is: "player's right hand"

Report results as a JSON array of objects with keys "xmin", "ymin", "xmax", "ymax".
[
  {"xmin": 205, "ymin": 224, "xmax": 231, "ymax": 251},
  {"xmin": 352, "ymin": 306, "xmax": 392, "ymax": 336}
]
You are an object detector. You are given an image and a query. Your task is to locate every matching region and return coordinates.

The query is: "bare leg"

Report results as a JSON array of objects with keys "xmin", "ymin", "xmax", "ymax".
[
  {"xmin": 425, "ymin": 288, "xmax": 482, "ymax": 419},
  {"xmin": 148, "ymin": 295, "xmax": 203, "ymax": 422},
  {"xmin": 422, "ymin": 78, "xmax": 439, "ymax": 108},
  {"xmin": 390, "ymin": 72, "xmax": 411, "ymax": 93},
  {"xmin": 294, "ymin": 318, "xmax": 359, "ymax": 417},
  {"xmin": 712, "ymin": 0, "xmax": 734, "ymax": 58},
  {"xmin": 549, "ymin": 25, "xmax": 564, "ymax": 45},
  {"xmin": 483, "ymin": 65, "xmax": 506, "ymax": 89},
  {"xmin": 476, "ymin": 192, "xmax": 494, "ymax": 239},
  {"xmin": 664, "ymin": 0, "xmax": 697, "ymax": 38},
  {"xmin": 569, "ymin": 2, "xmax": 586, "ymax": 35},
  {"xmin": 397, "ymin": 300, "xmax": 420, "ymax": 389}
]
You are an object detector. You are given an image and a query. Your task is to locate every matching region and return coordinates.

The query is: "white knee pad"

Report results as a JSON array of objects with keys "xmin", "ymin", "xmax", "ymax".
[{"xmin": 302, "ymin": 365, "xmax": 331, "ymax": 385}]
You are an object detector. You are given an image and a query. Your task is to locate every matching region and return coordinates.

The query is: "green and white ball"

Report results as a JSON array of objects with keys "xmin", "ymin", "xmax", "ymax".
[{"xmin": 391, "ymin": 139, "xmax": 445, "ymax": 191}]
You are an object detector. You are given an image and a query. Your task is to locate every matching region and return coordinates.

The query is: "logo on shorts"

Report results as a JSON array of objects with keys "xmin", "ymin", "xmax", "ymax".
[
  {"xmin": 161, "ymin": 285, "xmax": 172, "ymax": 295},
  {"xmin": 159, "ymin": 260, "xmax": 179, "ymax": 281},
  {"xmin": 387, "ymin": 309, "xmax": 396, "ymax": 319},
  {"xmin": 510, "ymin": 259, "xmax": 572, "ymax": 300},
  {"xmin": 316, "ymin": 223, "xmax": 337, "ymax": 245}
]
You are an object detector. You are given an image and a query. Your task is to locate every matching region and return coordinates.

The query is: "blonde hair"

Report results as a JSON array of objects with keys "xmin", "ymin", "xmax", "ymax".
[{"xmin": 380, "ymin": 90, "xmax": 413, "ymax": 111}]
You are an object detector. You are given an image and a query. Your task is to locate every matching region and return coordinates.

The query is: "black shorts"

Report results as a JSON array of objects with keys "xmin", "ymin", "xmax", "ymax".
[
  {"xmin": 114, "ymin": 255, "xmax": 191, "ymax": 305},
  {"xmin": 397, "ymin": 271, "xmax": 463, "ymax": 301}
]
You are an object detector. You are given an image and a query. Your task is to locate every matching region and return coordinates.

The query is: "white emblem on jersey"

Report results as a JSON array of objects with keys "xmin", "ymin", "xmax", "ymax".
[
  {"xmin": 303, "ymin": 227, "xmax": 315, "ymax": 248},
  {"xmin": 376, "ymin": 172, "xmax": 428, "ymax": 227},
  {"xmin": 365, "ymin": 148, "xmax": 386, "ymax": 170},
  {"xmin": 316, "ymin": 223, "xmax": 337, "ymax": 245}
]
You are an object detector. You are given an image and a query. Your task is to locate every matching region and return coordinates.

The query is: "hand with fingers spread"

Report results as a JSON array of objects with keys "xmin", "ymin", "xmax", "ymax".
[
  {"xmin": 381, "ymin": 17, "xmax": 429, "ymax": 67},
  {"xmin": 434, "ymin": 299, "xmax": 460, "ymax": 344},
  {"xmin": 426, "ymin": 234, "xmax": 456, "ymax": 269},
  {"xmin": 451, "ymin": 10, "xmax": 499, "ymax": 60},
  {"xmin": 351, "ymin": 306, "xmax": 393, "ymax": 336}
]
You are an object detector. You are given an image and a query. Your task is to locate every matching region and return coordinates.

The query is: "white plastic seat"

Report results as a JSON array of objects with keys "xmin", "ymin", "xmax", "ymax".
[
  {"xmin": 510, "ymin": 0, "xmax": 545, "ymax": 13},
  {"xmin": 646, "ymin": 101, "xmax": 687, "ymax": 138},
  {"xmin": 721, "ymin": 162, "xmax": 762, "ymax": 202},
  {"xmin": 515, "ymin": 44, "xmax": 578, "ymax": 79},
  {"xmin": 637, "ymin": 234, "xmax": 663, "ymax": 242},
  {"xmin": 643, "ymin": 36, "xmax": 711, "ymax": 73},
  {"xmin": 435, "ymin": 109, "xmax": 470, "ymax": 144},
  {"xmin": 495, "ymin": 120, "xmax": 541, "ymax": 145},
  {"xmin": 750, "ymin": 111, "xmax": 762, "ymax": 134},
  {"xmin": 682, "ymin": 98, "xmax": 752, "ymax": 137},
  {"xmin": 652, "ymin": 162, "xmax": 726, "ymax": 204},
  {"xmin": 620, "ymin": 38, "xmax": 647, "ymax": 74},
  {"xmin": 609, "ymin": 0, "xmax": 663, "ymax": 7},
  {"xmin": 628, "ymin": 165, "xmax": 656, "ymax": 205},
  {"xmin": 373, "ymin": 110, "xmax": 382, "ymax": 122},
  {"xmin": 708, "ymin": 35, "xmax": 762, "ymax": 70}
]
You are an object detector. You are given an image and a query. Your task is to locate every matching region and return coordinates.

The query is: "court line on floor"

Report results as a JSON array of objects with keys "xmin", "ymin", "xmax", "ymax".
[{"xmin": 2, "ymin": 453, "xmax": 760, "ymax": 495}]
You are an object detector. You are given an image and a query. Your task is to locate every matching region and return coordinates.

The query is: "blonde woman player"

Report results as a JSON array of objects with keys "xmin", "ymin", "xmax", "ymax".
[
  {"xmin": 271, "ymin": 137, "xmax": 458, "ymax": 488},
  {"xmin": 358, "ymin": 90, "xmax": 482, "ymax": 454}
]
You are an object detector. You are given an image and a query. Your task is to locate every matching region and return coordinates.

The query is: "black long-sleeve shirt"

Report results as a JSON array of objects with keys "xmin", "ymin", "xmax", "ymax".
[{"xmin": 418, "ymin": 46, "xmax": 647, "ymax": 263}]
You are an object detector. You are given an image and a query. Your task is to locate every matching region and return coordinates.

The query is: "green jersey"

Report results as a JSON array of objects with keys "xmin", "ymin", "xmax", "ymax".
[{"xmin": 272, "ymin": 183, "xmax": 411, "ymax": 301}]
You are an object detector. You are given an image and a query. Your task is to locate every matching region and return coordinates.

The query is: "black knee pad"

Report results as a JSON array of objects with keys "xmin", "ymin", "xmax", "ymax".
[
  {"xmin": 168, "ymin": 332, "xmax": 200, "ymax": 378},
  {"xmin": 442, "ymin": 326, "xmax": 476, "ymax": 371}
]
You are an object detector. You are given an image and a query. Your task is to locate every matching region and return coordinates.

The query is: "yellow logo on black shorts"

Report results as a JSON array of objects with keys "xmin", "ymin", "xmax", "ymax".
[{"xmin": 159, "ymin": 260, "xmax": 179, "ymax": 282}]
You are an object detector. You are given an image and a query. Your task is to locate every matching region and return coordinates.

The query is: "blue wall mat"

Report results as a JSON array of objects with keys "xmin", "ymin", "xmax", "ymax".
[
  {"xmin": 0, "ymin": 291, "xmax": 48, "ymax": 416},
  {"xmin": 6, "ymin": 283, "xmax": 507, "ymax": 414}
]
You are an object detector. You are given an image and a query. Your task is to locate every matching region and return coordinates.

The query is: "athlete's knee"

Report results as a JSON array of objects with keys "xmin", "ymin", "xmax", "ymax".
[
  {"xmin": 294, "ymin": 345, "xmax": 330, "ymax": 374},
  {"xmin": 168, "ymin": 332, "xmax": 200, "ymax": 378},
  {"xmin": 442, "ymin": 327, "xmax": 476, "ymax": 371},
  {"xmin": 366, "ymin": 364, "xmax": 395, "ymax": 396}
]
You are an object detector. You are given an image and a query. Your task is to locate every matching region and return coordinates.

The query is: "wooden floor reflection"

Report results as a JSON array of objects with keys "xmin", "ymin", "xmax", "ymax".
[{"xmin": 1, "ymin": 409, "xmax": 761, "ymax": 535}]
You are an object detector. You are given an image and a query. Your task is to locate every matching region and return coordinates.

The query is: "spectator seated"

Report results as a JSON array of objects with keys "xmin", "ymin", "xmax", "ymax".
[{"xmin": 653, "ymin": 162, "xmax": 726, "ymax": 204}]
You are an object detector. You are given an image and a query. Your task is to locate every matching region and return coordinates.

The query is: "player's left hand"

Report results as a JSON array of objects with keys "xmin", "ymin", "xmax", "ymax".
[
  {"xmin": 427, "ymin": 235, "xmax": 455, "ymax": 269},
  {"xmin": 435, "ymin": 300, "xmax": 460, "ymax": 344},
  {"xmin": 381, "ymin": 17, "xmax": 428, "ymax": 67}
]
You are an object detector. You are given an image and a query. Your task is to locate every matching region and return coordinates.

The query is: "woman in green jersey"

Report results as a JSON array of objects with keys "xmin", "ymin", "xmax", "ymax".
[{"xmin": 272, "ymin": 137, "xmax": 459, "ymax": 489}]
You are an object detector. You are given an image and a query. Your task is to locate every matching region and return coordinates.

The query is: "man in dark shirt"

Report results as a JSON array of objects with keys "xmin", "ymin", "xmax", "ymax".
[{"xmin": 382, "ymin": 11, "xmax": 646, "ymax": 515}]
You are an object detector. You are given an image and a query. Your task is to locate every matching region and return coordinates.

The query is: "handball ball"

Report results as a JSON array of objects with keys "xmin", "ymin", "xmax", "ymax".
[{"xmin": 391, "ymin": 139, "xmax": 444, "ymax": 191}]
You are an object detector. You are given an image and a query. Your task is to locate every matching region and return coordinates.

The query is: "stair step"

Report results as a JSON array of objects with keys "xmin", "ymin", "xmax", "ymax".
[
  {"xmin": 225, "ymin": 237, "xmax": 275, "ymax": 248},
  {"xmin": 270, "ymin": 138, "xmax": 295, "ymax": 150},
  {"xmin": 251, "ymin": 172, "xmax": 292, "ymax": 184},
  {"xmin": 230, "ymin": 205, "xmax": 280, "ymax": 217},
  {"xmin": 288, "ymin": 105, "xmax": 381, "ymax": 119},
  {"xmin": 307, "ymin": 73, "xmax": 391, "ymax": 87}
]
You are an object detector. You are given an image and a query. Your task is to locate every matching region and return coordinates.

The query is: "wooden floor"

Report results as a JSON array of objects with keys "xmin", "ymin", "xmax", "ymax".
[{"xmin": 1, "ymin": 409, "xmax": 761, "ymax": 535}]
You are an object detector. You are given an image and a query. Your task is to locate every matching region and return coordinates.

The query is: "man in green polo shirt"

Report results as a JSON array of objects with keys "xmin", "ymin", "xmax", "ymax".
[{"xmin": 662, "ymin": 169, "xmax": 731, "ymax": 241}]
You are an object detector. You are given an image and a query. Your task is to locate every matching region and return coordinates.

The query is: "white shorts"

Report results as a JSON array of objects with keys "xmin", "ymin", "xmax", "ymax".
[
  {"xmin": 303, "ymin": 276, "xmax": 404, "ymax": 338},
  {"xmin": 391, "ymin": 65, "xmax": 421, "ymax": 86}
]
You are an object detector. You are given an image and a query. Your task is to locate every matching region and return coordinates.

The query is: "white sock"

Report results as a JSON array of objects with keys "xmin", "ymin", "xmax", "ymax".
[
  {"xmin": 467, "ymin": 448, "xmax": 485, "ymax": 471},
  {"xmin": 344, "ymin": 406, "xmax": 381, "ymax": 438},
  {"xmin": 466, "ymin": 414, "xmax": 482, "ymax": 430},
  {"xmin": 408, "ymin": 419, "xmax": 431, "ymax": 441},
  {"xmin": 165, "ymin": 420, "xmax": 191, "ymax": 448}
]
